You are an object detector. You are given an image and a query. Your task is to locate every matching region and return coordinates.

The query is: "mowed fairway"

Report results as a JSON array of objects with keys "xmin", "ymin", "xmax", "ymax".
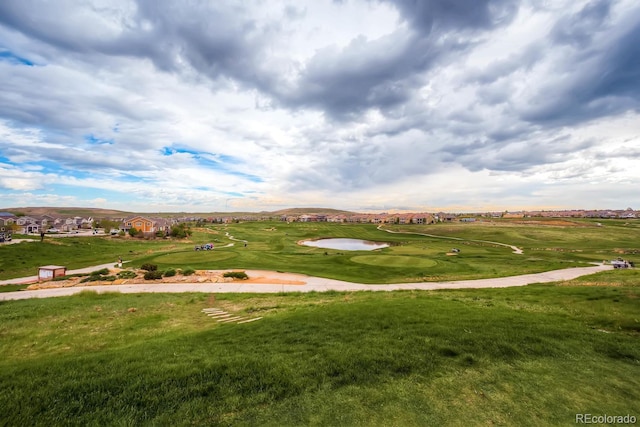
[
  {"xmin": 351, "ymin": 255, "xmax": 438, "ymax": 268},
  {"xmin": 134, "ymin": 219, "xmax": 639, "ymax": 283},
  {"xmin": 0, "ymin": 269, "xmax": 638, "ymax": 425}
]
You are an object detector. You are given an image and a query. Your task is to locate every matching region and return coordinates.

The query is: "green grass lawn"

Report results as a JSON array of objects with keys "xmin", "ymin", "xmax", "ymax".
[
  {"xmin": 139, "ymin": 221, "xmax": 638, "ymax": 283},
  {"xmin": 0, "ymin": 235, "xmax": 194, "ymax": 280},
  {"xmin": 0, "ymin": 270, "xmax": 638, "ymax": 425},
  {"xmin": 2, "ymin": 220, "xmax": 638, "ymax": 284}
]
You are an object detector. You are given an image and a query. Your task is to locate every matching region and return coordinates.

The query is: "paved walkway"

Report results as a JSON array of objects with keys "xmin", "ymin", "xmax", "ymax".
[{"xmin": 0, "ymin": 264, "xmax": 611, "ymax": 301}]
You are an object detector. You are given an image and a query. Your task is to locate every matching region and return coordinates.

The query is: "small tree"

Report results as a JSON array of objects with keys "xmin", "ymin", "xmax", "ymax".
[
  {"xmin": 144, "ymin": 270, "xmax": 163, "ymax": 280},
  {"xmin": 170, "ymin": 223, "xmax": 192, "ymax": 238},
  {"xmin": 128, "ymin": 227, "xmax": 139, "ymax": 237}
]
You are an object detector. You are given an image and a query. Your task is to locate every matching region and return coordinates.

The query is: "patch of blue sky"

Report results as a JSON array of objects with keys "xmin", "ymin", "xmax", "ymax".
[
  {"xmin": 223, "ymin": 191, "xmax": 245, "ymax": 197},
  {"xmin": 22, "ymin": 160, "xmax": 94, "ymax": 179},
  {"xmin": 0, "ymin": 49, "xmax": 34, "ymax": 66},
  {"xmin": 162, "ymin": 146, "xmax": 240, "ymax": 164},
  {"xmin": 161, "ymin": 145, "xmax": 263, "ymax": 183},
  {"xmin": 117, "ymin": 173, "xmax": 147, "ymax": 183},
  {"xmin": 231, "ymin": 171, "xmax": 263, "ymax": 183},
  {"xmin": 84, "ymin": 134, "xmax": 114, "ymax": 145},
  {"xmin": 0, "ymin": 155, "xmax": 14, "ymax": 165},
  {"xmin": 48, "ymin": 184, "xmax": 130, "ymax": 200}
]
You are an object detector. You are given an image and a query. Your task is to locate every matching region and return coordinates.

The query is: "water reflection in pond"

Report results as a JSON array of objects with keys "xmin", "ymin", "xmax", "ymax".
[{"xmin": 300, "ymin": 238, "xmax": 389, "ymax": 251}]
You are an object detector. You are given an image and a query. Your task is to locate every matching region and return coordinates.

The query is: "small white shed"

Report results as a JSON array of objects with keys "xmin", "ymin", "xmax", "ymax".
[{"xmin": 38, "ymin": 265, "xmax": 67, "ymax": 281}]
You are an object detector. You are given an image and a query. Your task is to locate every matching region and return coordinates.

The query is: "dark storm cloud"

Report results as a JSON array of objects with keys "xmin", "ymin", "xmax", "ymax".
[
  {"xmin": 277, "ymin": 33, "xmax": 445, "ymax": 119},
  {"xmin": 129, "ymin": 0, "xmax": 275, "ymax": 85},
  {"xmin": 521, "ymin": 6, "xmax": 640, "ymax": 126},
  {"xmin": 551, "ymin": 0, "xmax": 612, "ymax": 48},
  {"xmin": 279, "ymin": 0, "xmax": 520, "ymax": 119},
  {"xmin": 0, "ymin": 1, "xmax": 277, "ymax": 88},
  {"xmin": 384, "ymin": 0, "xmax": 518, "ymax": 33},
  {"xmin": 0, "ymin": 0, "xmax": 520, "ymax": 122}
]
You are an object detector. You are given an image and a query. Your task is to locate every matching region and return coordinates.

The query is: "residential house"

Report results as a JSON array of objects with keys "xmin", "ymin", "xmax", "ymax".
[
  {"xmin": 38, "ymin": 214, "xmax": 56, "ymax": 228},
  {"xmin": 411, "ymin": 213, "xmax": 434, "ymax": 224},
  {"xmin": 0, "ymin": 212, "xmax": 17, "ymax": 227},
  {"xmin": 121, "ymin": 216, "xmax": 171, "ymax": 234},
  {"xmin": 0, "ymin": 212, "xmax": 15, "ymax": 242},
  {"xmin": 14, "ymin": 216, "xmax": 41, "ymax": 233},
  {"xmin": 23, "ymin": 222, "xmax": 41, "ymax": 234},
  {"xmin": 502, "ymin": 212, "xmax": 525, "ymax": 219}
]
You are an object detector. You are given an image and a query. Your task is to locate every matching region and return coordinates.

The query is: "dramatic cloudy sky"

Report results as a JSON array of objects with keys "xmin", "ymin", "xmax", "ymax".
[{"xmin": 1, "ymin": 0, "xmax": 639, "ymax": 212}]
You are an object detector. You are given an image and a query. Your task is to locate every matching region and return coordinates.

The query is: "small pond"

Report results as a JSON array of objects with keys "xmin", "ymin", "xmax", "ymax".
[{"xmin": 300, "ymin": 238, "xmax": 389, "ymax": 251}]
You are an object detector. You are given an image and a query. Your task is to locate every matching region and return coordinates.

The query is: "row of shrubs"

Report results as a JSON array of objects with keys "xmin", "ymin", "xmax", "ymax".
[
  {"xmin": 77, "ymin": 268, "xmax": 141, "ymax": 283},
  {"xmin": 140, "ymin": 266, "xmax": 247, "ymax": 280},
  {"xmin": 140, "ymin": 264, "xmax": 196, "ymax": 280},
  {"xmin": 142, "ymin": 269, "xmax": 197, "ymax": 280},
  {"xmin": 55, "ymin": 265, "xmax": 247, "ymax": 283},
  {"xmin": 80, "ymin": 268, "xmax": 116, "ymax": 283},
  {"xmin": 223, "ymin": 271, "xmax": 248, "ymax": 280}
]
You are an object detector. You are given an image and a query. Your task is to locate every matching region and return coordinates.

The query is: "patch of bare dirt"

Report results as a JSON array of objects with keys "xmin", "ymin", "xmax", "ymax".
[
  {"xmin": 241, "ymin": 276, "xmax": 305, "ymax": 285},
  {"xmin": 25, "ymin": 268, "xmax": 304, "ymax": 290}
]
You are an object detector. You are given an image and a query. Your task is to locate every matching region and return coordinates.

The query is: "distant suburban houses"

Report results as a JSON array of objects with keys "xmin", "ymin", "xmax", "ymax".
[
  {"xmin": 0, "ymin": 212, "xmax": 95, "ymax": 234},
  {"xmin": 0, "ymin": 212, "xmax": 176, "ymax": 236},
  {"xmin": 0, "ymin": 207, "xmax": 637, "ymax": 240}
]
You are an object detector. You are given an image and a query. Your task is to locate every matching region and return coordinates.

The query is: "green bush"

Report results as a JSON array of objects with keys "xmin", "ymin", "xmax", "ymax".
[
  {"xmin": 117, "ymin": 270, "xmax": 137, "ymax": 279},
  {"xmin": 140, "ymin": 263, "xmax": 157, "ymax": 272},
  {"xmin": 80, "ymin": 275, "xmax": 116, "ymax": 283},
  {"xmin": 163, "ymin": 268, "xmax": 176, "ymax": 277},
  {"xmin": 182, "ymin": 268, "xmax": 195, "ymax": 276},
  {"xmin": 143, "ymin": 271, "xmax": 163, "ymax": 280},
  {"xmin": 223, "ymin": 271, "xmax": 248, "ymax": 280},
  {"xmin": 169, "ymin": 223, "xmax": 192, "ymax": 239},
  {"xmin": 90, "ymin": 268, "xmax": 110, "ymax": 276}
]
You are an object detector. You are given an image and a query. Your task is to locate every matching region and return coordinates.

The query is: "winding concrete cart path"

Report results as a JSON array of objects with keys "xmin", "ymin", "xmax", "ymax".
[
  {"xmin": 0, "ymin": 263, "xmax": 611, "ymax": 301},
  {"xmin": 377, "ymin": 225, "xmax": 524, "ymax": 254}
]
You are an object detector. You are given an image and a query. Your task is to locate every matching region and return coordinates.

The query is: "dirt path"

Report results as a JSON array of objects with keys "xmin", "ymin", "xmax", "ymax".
[
  {"xmin": 0, "ymin": 264, "xmax": 612, "ymax": 301},
  {"xmin": 377, "ymin": 225, "xmax": 524, "ymax": 254}
]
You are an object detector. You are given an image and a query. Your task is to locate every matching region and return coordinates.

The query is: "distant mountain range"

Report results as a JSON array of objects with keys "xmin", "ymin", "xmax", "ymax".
[
  {"xmin": 0, "ymin": 206, "xmax": 355, "ymax": 218},
  {"xmin": 2, "ymin": 207, "xmax": 132, "ymax": 217}
]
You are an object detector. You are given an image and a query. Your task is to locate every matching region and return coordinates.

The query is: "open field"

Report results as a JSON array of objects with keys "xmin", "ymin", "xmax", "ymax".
[
  {"xmin": 1, "ymin": 219, "xmax": 638, "ymax": 284},
  {"xmin": 0, "ymin": 269, "xmax": 638, "ymax": 425}
]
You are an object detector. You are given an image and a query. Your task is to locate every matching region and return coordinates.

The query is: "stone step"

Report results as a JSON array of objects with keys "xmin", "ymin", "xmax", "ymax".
[
  {"xmin": 218, "ymin": 316, "xmax": 243, "ymax": 323},
  {"xmin": 208, "ymin": 313, "xmax": 232, "ymax": 318},
  {"xmin": 237, "ymin": 317, "xmax": 263, "ymax": 324},
  {"xmin": 202, "ymin": 308, "xmax": 225, "ymax": 313}
]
